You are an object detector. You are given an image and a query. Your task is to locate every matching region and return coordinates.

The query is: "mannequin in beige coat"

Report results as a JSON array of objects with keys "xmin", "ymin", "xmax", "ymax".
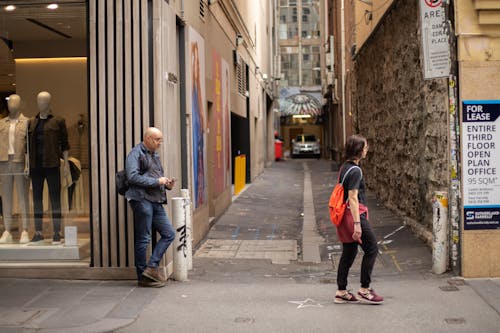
[{"xmin": 0, "ymin": 94, "xmax": 30, "ymax": 243}]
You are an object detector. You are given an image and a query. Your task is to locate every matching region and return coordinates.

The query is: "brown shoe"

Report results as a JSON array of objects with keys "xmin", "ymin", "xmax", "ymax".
[
  {"xmin": 138, "ymin": 277, "xmax": 166, "ymax": 288},
  {"xmin": 142, "ymin": 266, "xmax": 165, "ymax": 282}
]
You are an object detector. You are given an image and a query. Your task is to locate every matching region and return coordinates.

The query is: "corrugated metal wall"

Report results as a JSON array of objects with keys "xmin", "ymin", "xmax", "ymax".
[{"xmin": 89, "ymin": 0, "xmax": 151, "ymax": 269}]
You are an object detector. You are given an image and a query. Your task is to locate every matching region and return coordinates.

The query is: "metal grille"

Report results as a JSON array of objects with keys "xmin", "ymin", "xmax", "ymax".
[
  {"xmin": 200, "ymin": 0, "xmax": 206, "ymax": 20},
  {"xmin": 236, "ymin": 60, "xmax": 248, "ymax": 96}
]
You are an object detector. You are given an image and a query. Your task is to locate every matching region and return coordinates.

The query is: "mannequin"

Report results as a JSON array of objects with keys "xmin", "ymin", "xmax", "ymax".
[
  {"xmin": 28, "ymin": 91, "xmax": 70, "ymax": 244},
  {"xmin": 0, "ymin": 94, "xmax": 30, "ymax": 243}
]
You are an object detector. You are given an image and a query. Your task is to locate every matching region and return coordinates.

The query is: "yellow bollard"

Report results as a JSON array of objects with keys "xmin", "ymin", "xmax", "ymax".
[{"xmin": 234, "ymin": 155, "xmax": 246, "ymax": 195}]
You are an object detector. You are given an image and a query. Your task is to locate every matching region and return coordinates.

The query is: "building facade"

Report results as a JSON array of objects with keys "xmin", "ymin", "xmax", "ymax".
[
  {"xmin": 0, "ymin": 0, "xmax": 277, "ymax": 279},
  {"xmin": 277, "ymin": 0, "xmax": 326, "ymax": 157}
]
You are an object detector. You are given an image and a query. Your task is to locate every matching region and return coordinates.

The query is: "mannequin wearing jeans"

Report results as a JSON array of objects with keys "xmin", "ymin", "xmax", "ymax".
[
  {"xmin": 0, "ymin": 94, "xmax": 30, "ymax": 244},
  {"xmin": 28, "ymin": 91, "xmax": 70, "ymax": 244}
]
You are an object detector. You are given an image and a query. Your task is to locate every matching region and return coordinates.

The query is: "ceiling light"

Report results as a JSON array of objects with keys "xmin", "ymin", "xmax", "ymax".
[
  {"xmin": 5, "ymin": 5, "xmax": 16, "ymax": 11},
  {"xmin": 47, "ymin": 4, "xmax": 59, "ymax": 10},
  {"xmin": 292, "ymin": 114, "xmax": 312, "ymax": 119}
]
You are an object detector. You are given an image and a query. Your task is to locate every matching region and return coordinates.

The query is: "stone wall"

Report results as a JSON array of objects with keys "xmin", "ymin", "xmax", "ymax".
[{"xmin": 352, "ymin": 0, "xmax": 449, "ymax": 230}]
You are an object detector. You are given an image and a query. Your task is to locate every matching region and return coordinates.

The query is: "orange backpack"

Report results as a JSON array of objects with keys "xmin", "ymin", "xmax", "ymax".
[{"xmin": 328, "ymin": 165, "xmax": 360, "ymax": 226}]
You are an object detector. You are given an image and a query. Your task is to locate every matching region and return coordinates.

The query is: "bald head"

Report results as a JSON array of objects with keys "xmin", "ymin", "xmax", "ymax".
[
  {"xmin": 144, "ymin": 127, "xmax": 161, "ymax": 140},
  {"xmin": 143, "ymin": 127, "xmax": 164, "ymax": 152}
]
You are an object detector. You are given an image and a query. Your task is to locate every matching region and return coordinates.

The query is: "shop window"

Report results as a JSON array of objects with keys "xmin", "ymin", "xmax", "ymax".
[{"xmin": 0, "ymin": 2, "xmax": 89, "ymax": 262}]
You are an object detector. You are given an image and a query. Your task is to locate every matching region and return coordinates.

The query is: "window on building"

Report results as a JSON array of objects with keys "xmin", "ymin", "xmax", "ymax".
[
  {"xmin": 279, "ymin": 2, "xmax": 299, "ymax": 40},
  {"xmin": 301, "ymin": 44, "xmax": 320, "ymax": 87},
  {"xmin": 302, "ymin": 0, "xmax": 320, "ymax": 39},
  {"xmin": 280, "ymin": 46, "xmax": 299, "ymax": 86}
]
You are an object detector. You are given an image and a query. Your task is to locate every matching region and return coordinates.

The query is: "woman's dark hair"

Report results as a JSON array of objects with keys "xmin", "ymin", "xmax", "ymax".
[{"xmin": 345, "ymin": 134, "xmax": 367, "ymax": 161}]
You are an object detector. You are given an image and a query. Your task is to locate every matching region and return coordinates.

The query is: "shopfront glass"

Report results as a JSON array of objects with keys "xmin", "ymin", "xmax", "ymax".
[{"xmin": 0, "ymin": 1, "xmax": 89, "ymax": 262}]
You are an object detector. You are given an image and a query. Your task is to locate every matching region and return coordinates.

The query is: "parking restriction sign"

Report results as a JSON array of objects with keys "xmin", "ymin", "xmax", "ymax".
[{"xmin": 419, "ymin": 0, "xmax": 449, "ymax": 79}]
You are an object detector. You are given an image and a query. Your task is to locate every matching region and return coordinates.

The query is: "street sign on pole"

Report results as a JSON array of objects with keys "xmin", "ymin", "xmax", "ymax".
[{"xmin": 419, "ymin": 0, "xmax": 450, "ymax": 79}]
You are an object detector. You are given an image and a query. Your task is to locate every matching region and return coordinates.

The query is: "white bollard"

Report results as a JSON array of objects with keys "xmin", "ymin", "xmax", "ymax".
[
  {"xmin": 172, "ymin": 197, "xmax": 188, "ymax": 281},
  {"xmin": 432, "ymin": 191, "xmax": 448, "ymax": 274},
  {"xmin": 181, "ymin": 189, "xmax": 193, "ymax": 270}
]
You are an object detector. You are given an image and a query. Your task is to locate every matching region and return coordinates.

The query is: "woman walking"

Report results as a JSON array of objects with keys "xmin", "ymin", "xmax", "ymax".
[{"xmin": 334, "ymin": 134, "xmax": 384, "ymax": 305}]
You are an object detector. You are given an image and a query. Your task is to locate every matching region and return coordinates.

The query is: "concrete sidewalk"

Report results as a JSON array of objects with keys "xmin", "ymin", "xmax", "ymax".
[
  {"xmin": 0, "ymin": 278, "xmax": 157, "ymax": 333},
  {"xmin": 0, "ymin": 268, "xmax": 498, "ymax": 332},
  {"xmin": 0, "ymin": 159, "xmax": 499, "ymax": 333}
]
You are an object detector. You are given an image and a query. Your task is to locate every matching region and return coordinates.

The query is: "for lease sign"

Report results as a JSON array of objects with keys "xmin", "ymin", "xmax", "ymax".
[{"xmin": 462, "ymin": 100, "xmax": 500, "ymax": 230}]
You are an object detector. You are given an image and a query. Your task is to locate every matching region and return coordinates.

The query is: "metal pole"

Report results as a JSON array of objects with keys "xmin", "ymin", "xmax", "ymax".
[
  {"xmin": 172, "ymin": 197, "xmax": 188, "ymax": 281},
  {"xmin": 432, "ymin": 191, "xmax": 449, "ymax": 274},
  {"xmin": 181, "ymin": 189, "xmax": 193, "ymax": 270}
]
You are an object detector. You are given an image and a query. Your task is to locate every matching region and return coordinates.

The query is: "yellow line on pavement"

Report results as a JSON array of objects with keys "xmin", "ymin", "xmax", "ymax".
[{"xmin": 382, "ymin": 244, "xmax": 402, "ymax": 272}]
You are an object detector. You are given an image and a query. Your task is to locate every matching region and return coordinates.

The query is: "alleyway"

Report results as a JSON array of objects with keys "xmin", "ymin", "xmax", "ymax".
[{"xmin": 195, "ymin": 159, "xmax": 432, "ymax": 277}]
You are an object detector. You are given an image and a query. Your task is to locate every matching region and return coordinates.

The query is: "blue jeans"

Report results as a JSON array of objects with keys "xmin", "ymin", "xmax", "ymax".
[{"xmin": 129, "ymin": 199, "xmax": 176, "ymax": 280}]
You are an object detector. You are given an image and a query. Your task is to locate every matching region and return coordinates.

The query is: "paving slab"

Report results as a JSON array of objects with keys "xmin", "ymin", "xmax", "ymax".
[{"xmin": 196, "ymin": 239, "xmax": 297, "ymax": 264}]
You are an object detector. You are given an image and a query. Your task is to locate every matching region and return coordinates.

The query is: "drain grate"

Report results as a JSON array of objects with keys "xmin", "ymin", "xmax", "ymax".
[
  {"xmin": 445, "ymin": 318, "xmax": 466, "ymax": 325},
  {"xmin": 439, "ymin": 285, "xmax": 459, "ymax": 292}
]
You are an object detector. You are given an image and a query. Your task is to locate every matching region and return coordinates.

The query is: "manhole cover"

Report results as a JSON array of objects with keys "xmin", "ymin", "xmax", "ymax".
[
  {"xmin": 445, "ymin": 318, "xmax": 466, "ymax": 325},
  {"xmin": 234, "ymin": 317, "xmax": 255, "ymax": 324},
  {"xmin": 439, "ymin": 285, "xmax": 459, "ymax": 292}
]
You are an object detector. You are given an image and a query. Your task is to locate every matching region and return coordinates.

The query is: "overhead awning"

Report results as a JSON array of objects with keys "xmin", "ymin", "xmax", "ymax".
[{"xmin": 280, "ymin": 93, "xmax": 322, "ymax": 116}]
